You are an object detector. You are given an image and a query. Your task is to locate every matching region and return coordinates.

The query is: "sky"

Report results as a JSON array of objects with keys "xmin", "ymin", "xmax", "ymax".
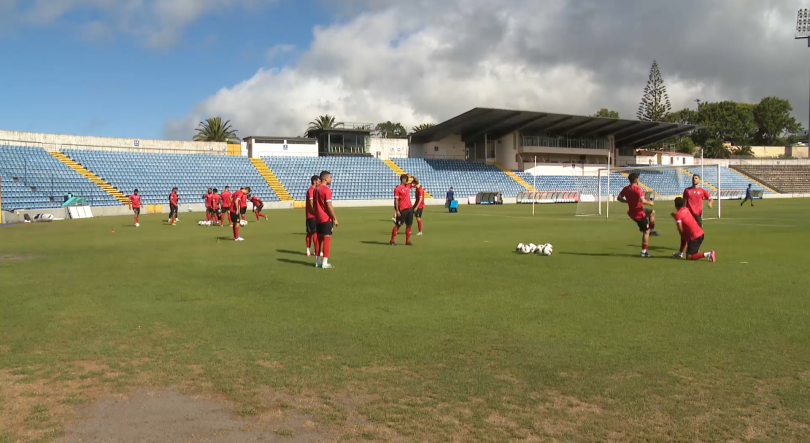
[{"xmin": 0, "ymin": 0, "xmax": 808, "ymax": 141}]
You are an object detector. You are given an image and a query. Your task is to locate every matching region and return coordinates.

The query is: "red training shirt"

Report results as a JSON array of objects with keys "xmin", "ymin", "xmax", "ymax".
[
  {"xmin": 169, "ymin": 192, "xmax": 178, "ymax": 206},
  {"xmin": 240, "ymin": 192, "xmax": 247, "ymax": 208},
  {"xmin": 229, "ymin": 202, "xmax": 238, "ymax": 214},
  {"xmin": 232, "ymin": 190, "xmax": 244, "ymax": 208},
  {"xmin": 674, "ymin": 207, "xmax": 704, "ymax": 241},
  {"xmin": 130, "ymin": 194, "xmax": 141, "ymax": 208},
  {"xmin": 250, "ymin": 195, "xmax": 262, "ymax": 206},
  {"xmin": 314, "ymin": 186, "xmax": 333, "ymax": 224},
  {"xmin": 221, "ymin": 190, "xmax": 232, "ymax": 208},
  {"xmin": 211, "ymin": 194, "xmax": 221, "ymax": 209},
  {"xmin": 394, "ymin": 183, "xmax": 412, "ymax": 211},
  {"xmin": 683, "ymin": 187, "xmax": 710, "ymax": 216},
  {"xmin": 415, "ymin": 186, "xmax": 426, "ymax": 209},
  {"xmin": 205, "ymin": 193, "xmax": 213, "ymax": 208},
  {"xmin": 619, "ymin": 184, "xmax": 645, "ymax": 220},
  {"xmin": 306, "ymin": 185, "xmax": 317, "ymax": 219}
]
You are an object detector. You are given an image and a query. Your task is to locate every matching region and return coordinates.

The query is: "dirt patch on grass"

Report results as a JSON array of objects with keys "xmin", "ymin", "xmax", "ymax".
[{"xmin": 0, "ymin": 254, "xmax": 34, "ymax": 262}]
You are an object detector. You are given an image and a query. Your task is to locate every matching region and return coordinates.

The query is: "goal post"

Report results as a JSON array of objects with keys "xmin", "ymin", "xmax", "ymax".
[{"xmin": 583, "ymin": 164, "xmax": 722, "ymax": 219}]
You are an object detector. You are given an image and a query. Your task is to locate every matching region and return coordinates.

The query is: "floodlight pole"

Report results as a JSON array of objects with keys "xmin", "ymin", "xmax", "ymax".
[
  {"xmin": 532, "ymin": 155, "xmax": 537, "ymax": 216},
  {"xmin": 796, "ymin": 9, "xmax": 810, "ymax": 142}
]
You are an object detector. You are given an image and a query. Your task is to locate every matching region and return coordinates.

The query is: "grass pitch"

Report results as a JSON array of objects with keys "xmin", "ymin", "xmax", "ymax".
[{"xmin": 1, "ymin": 200, "xmax": 810, "ymax": 442}]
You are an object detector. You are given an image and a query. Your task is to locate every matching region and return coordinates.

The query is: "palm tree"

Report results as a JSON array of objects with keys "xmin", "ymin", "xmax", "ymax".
[
  {"xmin": 307, "ymin": 115, "xmax": 343, "ymax": 136},
  {"xmin": 412, "ymin": 123, "xmax": 435, "ymax": 133},
  {"xmin": 193, "ymin": 117, "xmax": 239, "ymax": 143}
]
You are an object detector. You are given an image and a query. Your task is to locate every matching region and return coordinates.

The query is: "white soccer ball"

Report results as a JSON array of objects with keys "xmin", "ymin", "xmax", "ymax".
[
  {"xmin": 516, "ymin": 243, "xmax": 525, "ymax": 252},
  {"xmin": 135, "ymin": 223, "xmax": 139, "ymax": 227},
  {"xmin": 240, "ymin": 219, "xmax": 248, "ymax": 227},
  {"xmin": 198, "ymin": 221, "xmax": 204, "ymax": 226},
  {"xmin": 527, "ymin": 243, "xmax": 537, "ymax": 253},
  {"xmin": 520, "ymin": 244, "xmax": 532, "ymax": 254},
  {"xmin": 541, "ymin": 244, "xmax": 553, "ymax": 256},
  {"xmin": 187, "ymin": 208, "xmax": 193, "ymax": 212}
]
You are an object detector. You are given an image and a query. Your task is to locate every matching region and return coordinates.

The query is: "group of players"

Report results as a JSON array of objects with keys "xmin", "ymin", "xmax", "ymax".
[{"xmin": 618, "ymin": 172, "xmax": 717, "ymax": 261}]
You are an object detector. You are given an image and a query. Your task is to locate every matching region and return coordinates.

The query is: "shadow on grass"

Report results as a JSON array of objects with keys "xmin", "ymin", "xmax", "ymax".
[
  {"xmin": 216, "ymin": 237, "xmax": 234, "ymax": 241},
  {"xmin": 277, "ymin": 249, "xmax": 306, "ymax": 256},
  {"xmin": 361, "ymin": 241, "xmax": 392, "ymax": 246},
  {"xmin": 627, "ymin": 244, "xmax": 670, "ymax": 252},
  {"xmin": 561, "ymin": 252, "xmax": 667, "ymax": 259},
  {"xmin": 277, "ymin": 258, "xmax": 314, "ymax": 268}
]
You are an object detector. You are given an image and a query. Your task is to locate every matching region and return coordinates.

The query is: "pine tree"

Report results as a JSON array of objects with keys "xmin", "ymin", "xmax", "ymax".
[{"xmin": 637, "ymin": 61, "xmax": 672, "ymax": 122}]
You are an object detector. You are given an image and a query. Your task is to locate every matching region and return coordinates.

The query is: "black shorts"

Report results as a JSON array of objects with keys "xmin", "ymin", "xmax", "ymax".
[
  {"xmin": 632, "ymin": 208, "xmax": 653, "ymax": 232},
  {"xmin": 206, "ymin": 207, "xmax": 212, "ymax": 214},
  {"xmin": 396, "ymin": 208, "xmax": 414, "ymax": 226},
  {"xmin": 222, "ymin": 206, "xmax": 231, "ymax": 215},
  {"xmin": 133, "ymin": 208, "xmax": 140, "ymax": 216},
  {"xmin": 254, "ymin": 204, "xmax": 263, "ymax": 212},
  {"xmin": 414, "ymin": 207, "xmax": 424, "ymax": 218},
  {"xmin": 316, "ymin": 221, "xmax": 334, "ymax": 236},
  {"xmin": 169, "ymin": 204, "xmax": 178, "ymax": 214},
  {"xmin": 306, "ymin": 218, "xmax": 317, "ymax": 234},
  {"xmin": 240, "ymin": 207, "xmax": 247, "ymax": 216},
  {"xmin": 230, "ymin": 212, "xmax": 240, "ymax": 224},
  {"xmin": 686, "ymin": 235, "xmax": 704, "ymax": 255}
]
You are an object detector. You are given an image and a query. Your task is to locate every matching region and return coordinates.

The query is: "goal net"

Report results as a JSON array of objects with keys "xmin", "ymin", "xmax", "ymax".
[{"xmin": 575, "ymin": 164, "xmax": 723, "ymax": 219}]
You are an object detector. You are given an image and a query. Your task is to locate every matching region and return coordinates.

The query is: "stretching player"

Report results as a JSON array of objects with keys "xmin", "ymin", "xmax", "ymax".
[
  {"xmin": 617, "ymin": 173, "xmax": 657, "ymax": 257},
  {"xmin": 229, "ymin": 200, "xmax": 244, "ymax": 241},
  {"xmin": 250, "ymin": 194, "xmax": 268, "ymax": 222},
  {"xmin": 168, "ymin": 187, "xmax": 179, "ymax": 225},
  {"xmin": 390, "ymin": 174, "xmax": 414, "ymax": 246},
  {"xmin": 128, "ymin": 189, "xmax": 141, "ymax": 227},
  {"xmin": 672, "ymin": 197, "xmax": 715, "ymax": 262},
  {"xmin": 221, "ymin": 186, "xmax": 233, "ymax": 227},
  {"xmin": 740, "ymin": 184, "xmax": 754, "ymax": 207},
  {"xmin": 211, "ymin": 188, "xmax": 222, "ymax": 225},
  {"xmin": 313, "ymin": 171, "xmax": 338, "ymax": 269},
  {"xmin": 306, "ymin": 175, "xmax": 321, "ymax": 256},
  {"xmin": 675, "ymin": 175, "xmax": 713, "ymax": 258},
  {"xmin": 413, "ymin": 179, "xmax": 425, "ymax": 235}
]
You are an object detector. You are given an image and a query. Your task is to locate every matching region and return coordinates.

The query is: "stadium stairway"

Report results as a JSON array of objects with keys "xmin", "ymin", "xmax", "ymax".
[
  {"xmin": 493, "ymin": 162, "xmax": 535, "ymax": 191},
  {"xmin": 680, "ymin": 168, "xmax": 718, "ymax": 192},
  {"xmin": 50, "ymin": 151, "xmax": 128, "ymax": 204},
  {"xmin": 383, "ymin": 159, "xmax": 433, "ymax": 197},
  {"xmin": 250, "ymin": 158, "xmax": 293, "ymax": 202},
  {"xmin": 727, "ymin": 166, "xmax": 781, "ymax": 193}
]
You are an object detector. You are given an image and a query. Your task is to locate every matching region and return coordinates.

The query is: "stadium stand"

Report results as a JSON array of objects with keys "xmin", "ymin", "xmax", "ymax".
[
  {"xmin": 685, "ymin": 166, "xmax": 772, "ymax": 194},
  {"xmin": 393, "ymin": 159, "xmax": 526, "ymax": 198},
  {"xmin": 730, "ymin": 165, "xmax": 810, "ymax": 194},
  {"xmin": 62, "ymin": 150, "xmax": 279, "ymax": 205},
  {"xmin": 0, "ymin": 145, "xmax": 119, "ymax": 210},
  {"xmin": 261, "ymin": 156, "xmax": 400, "ymax": 201}
]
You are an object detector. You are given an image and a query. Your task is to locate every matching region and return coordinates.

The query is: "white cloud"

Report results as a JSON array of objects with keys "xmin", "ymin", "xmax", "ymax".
[{"xmin": 266, "ymin": 44, "xmax": 296, "ymax": 62}]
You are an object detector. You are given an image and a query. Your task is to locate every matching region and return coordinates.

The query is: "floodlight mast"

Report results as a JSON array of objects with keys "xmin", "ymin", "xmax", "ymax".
[{"xmin": 796, "ymin": 9, "xmax": 810, "ymax": 140}]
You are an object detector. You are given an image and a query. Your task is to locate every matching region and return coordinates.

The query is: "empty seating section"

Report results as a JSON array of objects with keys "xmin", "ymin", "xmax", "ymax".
[
  {"xmin": 0, "ymin": 145, "xmax": 119, "ymax": 210},
  {"xmin": 512, "ymin": 171, "xmax": 627, "ymax": 196},
  {"xmin": 393, "ymin": 159, "xmax": 526, "ymax": 198},
  {"xmin": 685, "ymin": 166, "xmax": 771, "ymax": 194},
  {"xmin": 63, "ymin": 150, "xmax": 279, "ymax": 205},
  {"xmin": 732, "ymin": 166, "xmax": 810, "ymax": 193},
  {"xmin": 261, "ymin": 157, "xmax": 399, "ymax": 200}
]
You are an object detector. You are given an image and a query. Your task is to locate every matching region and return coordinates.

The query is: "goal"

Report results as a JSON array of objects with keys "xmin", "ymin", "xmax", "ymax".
[{"xmin": 575, "ymin": 164, "xmax": 723, "ymax": 219}]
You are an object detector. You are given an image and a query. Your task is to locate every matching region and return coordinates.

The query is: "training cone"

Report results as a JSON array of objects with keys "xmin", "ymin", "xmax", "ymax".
[{"xmin": 111, "ymin": 230, "xmax": 115, "ymax": 233}]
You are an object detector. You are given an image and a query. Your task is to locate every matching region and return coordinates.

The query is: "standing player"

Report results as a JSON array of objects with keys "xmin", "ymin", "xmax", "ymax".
[
  {"xmin": 250, "ymin": 194, "xmax": 268, "ymax": 222},
  {"xmin": 413, "ymin": 178, "xmax": 425, "ymax": 235},
  {"xmin": 168, "ymin": 187, "xmax": 179, "ymax": 225},
  {"xmin": 740, "ymin": 184, "xmax": 754, "ymax": 207},
  {"xmin": 204, "ymin": 188, "xmax": 214, "ymax": 224},
  {"xmin": 390, "ymin": 174, "xmax": 414, "ymax": 246},
  {"xmin": 211, "ymin": 188, "xmax": 222, "ymax": 226},
  {"xmin": 229, "ymin": 198, "xmax": 244, "ymax": 241},
  {"xmin": 240, "ymin": 187, "xmax": 249, "ymax": 221},
  {"xmin": 128, "ymin": 189, "xmax": 142, "ymax": 227},
  {"xmin": 617, "ymin": 173, "xmax": 657, "ymax": 257},
  {"xmin": 232, "ymin": 187, "xmax": 245, "ymax": 221},
  {"xmin": 221, "ymin": 186, "xmax": 233, "ymax": 227},
  {"xmin": 674, "ymin": 175, "xmax": 714, "ymax": 258},
  {"xmin": 306, "ymin": 175, "xmax": 321, "ymax": 256},
  {"xmin": 313, "ymin": 171, "xmax": 338, "ymax": 269},
  {"xmin": 672, "ymin": 197, "xmax": 716, "ymax": 262}
]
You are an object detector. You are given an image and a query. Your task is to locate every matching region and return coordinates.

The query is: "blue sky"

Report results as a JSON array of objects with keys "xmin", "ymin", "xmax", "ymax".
[{"xmin": 0, "ymin": 0, "xmax": 806, "ymax": 140}]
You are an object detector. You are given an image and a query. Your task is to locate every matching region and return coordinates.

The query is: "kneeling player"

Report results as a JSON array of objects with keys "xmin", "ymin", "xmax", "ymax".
[{"xmin": 672, "ymin": 197, "xmax": 715, "ymax": 262}]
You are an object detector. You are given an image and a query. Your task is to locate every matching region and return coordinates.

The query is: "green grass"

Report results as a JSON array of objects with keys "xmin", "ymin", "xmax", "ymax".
[{"xmin": 1, "ymin": 200, "xmax": 810, "ymax": 442}]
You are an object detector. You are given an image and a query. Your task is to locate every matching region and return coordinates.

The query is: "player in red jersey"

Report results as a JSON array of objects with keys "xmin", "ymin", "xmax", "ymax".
[
  {"xmin": 617, "ymin": 173, "xmax": 657, "ymax": 257},
  {"xmin": 232, "ymin": 187, "xmax": 245, "ymax": 221},
  {"xmin": 211, "ymin": 188, "xmax": 222, "ymax": 225},
  {"xmin": 250, "ymin": 194, "xmax": 268, "ymax": 222},
  {"xmin": 412, "ymin": 179, "xmax": 426, "ymax": 235},
  {"xmin": 313, "ymin": 171, "xmax": 338, "ymax": 269},
  {"xmin": 220, "ymin": 186, "xmax": 233, "ymax": 227},
  {"xmin": 229, "ymin": 200, "xmax": 244, "ymax": 241},
  {"xmin": 672, "ymin": 197, "xmax": 715, "ymax": 262},
  {"xmin": 674, "ymin": 174, "xmax": 714, "ymax": 258},
  {"xmin": 305, "ymin": 175, "xmax": 321, "ymax": 256},
  {"xmin": 204, "ymin": 188, "xmax": 214, "ymax": 224},
  {"xmin": 390, "ymin": 174, "xmax": 414, "ymax": 246},
  {"xmin": 240, "ymin": 187, "xmax": 249, "ymax": 221},
  {"xmin": 128, "ymin": 189, "xmax": 142, "ymax": 227},
  {"xmin": 168, "ymin": 187, "xmax": 179, "ymax": 225}
]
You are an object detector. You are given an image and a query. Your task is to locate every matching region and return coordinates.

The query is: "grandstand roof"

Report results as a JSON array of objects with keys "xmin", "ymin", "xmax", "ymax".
[{"xmin": 410, "ymin": 108, "xmax": 699, "ymax": 148}]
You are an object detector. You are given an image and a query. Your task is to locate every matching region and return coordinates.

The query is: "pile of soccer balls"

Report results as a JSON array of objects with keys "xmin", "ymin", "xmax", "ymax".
[
  {"xmin": 516, "ymin": 242, "xmax": 553, "ymax": 256},
  {"xmin": 198, "ymin": 220, "xmax": 249, "ymax": 227}
]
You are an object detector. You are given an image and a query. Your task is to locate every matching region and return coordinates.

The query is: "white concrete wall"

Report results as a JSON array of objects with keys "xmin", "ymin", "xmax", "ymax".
[
  {"xmin": 0, "ymin": 129, "xmax": 227, "ymax": 154},
  {"xmin": 660, "ymin": 153, "xmax": 694, "ymax": 166},
  {"xmin": 495, "ymin": 132, "xmax": 519, "ymax": 170},
  {"xmin": 523, "ymin": 163, "xmax": 608, "ymax": 177},
  {"xmin": 699, "ymin": 158, "xmax": 810, "ymax": 166},
  {"xmin": 416, "ymin": 134, "xmax": 466, "ymax": 160},
  {"xmin": 370, "ymin": 138, "xmax": 409, "ymax": 159},
  {"xmin": 248, "ymin": 140, "xmax": 318, "ymax": 158}
]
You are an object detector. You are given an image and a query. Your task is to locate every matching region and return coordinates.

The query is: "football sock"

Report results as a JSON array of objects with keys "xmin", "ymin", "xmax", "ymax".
[
  {"xmin": 306, "ymin": 233, "xmax": 313, "ymax": 248},
  {"xmin": 314, "ymin": 234, "xmax": 321, "ymax": 257},
  {"xmin": 406, "ymin": 227, "xmax": 412, "ymax": 243},
  {"xmin": 323, "ymin": 237, "xmax": 331, "ymax": 258},
  {"xmin": 391, "ymin": 226, "xmax": 399, "ymax": 243},
  {"xmin": 680, "ymin": 240, "xmax": 687, "ymax": 253},
  {"xmin": 233, "ymin": 224, "xmax": 239, "ymax": 239},
  {"xmin": 649, "ymin": 222, "xmax": 655, "ymax": 230},
  {"xmin": 255, "ymin": 212, "xmax": 260, "ymax": 221},
  {"xmin": 134, "ymin": 216, "xmax": 138, "ymax": 224},
  {"xmin": 322, "ymin": 257, "xmax": 329, "ymax": 267},
  {"xmin": 689, "ymin": 252, "xmax": 705, "ymax": 261},
  {"xmin": 258, "ymin": 212, "xmax": 267, "ymax": 219},
  {"xmin": 642, "ymin": 243, "xmax": 648, "ymax": 253},
  {"xmin": 417, "ymin": 219, "xmax": 422, "ymax": 232}
]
